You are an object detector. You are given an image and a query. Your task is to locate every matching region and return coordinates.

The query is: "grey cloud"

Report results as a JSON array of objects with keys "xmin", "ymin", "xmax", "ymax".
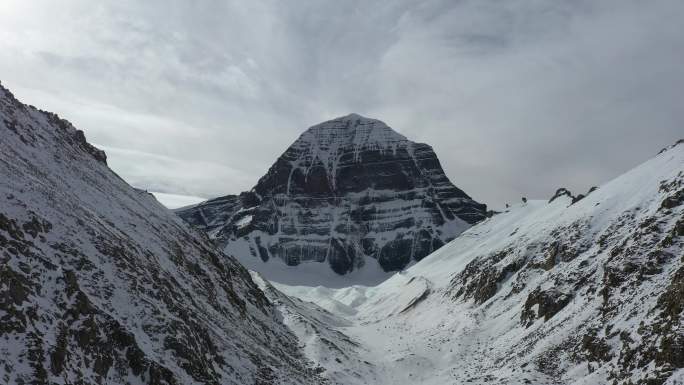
[
  {"xmin": 0, "ymin": 0, "xmax": 682, "ymax": 208},
  {"xmin": 98, "ymin": 145, "xmax": 254, "ymax": 198}
]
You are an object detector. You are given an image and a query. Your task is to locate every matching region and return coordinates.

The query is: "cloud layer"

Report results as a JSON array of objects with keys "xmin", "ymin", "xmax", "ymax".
[{"xmin": 1, "ymin": 0, "xmax": 682, "ymax": 208}]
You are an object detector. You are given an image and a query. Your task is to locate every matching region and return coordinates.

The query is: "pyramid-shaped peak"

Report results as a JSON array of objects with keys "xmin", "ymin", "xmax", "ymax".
[
  {"xmin": 178, "ymin": 109, "xmax": 487, "ymax": 279},
  {"xmin": 314, "ymin": 113, "xmax": 388, "ymax": 128},
  {"xmin": 295, "ymin": 114, "xmax": 409, "ymax": 154},
  {"xmin": 339, "ymin": 112, "xmax": 373, "ymax": 121},
  {"xmin": 279, "ymin": 115, "xmax": 416, "ymax": 187},
  {"xmin": 304, "ymin": 113, "xmax": 404, "ymax": 137}
]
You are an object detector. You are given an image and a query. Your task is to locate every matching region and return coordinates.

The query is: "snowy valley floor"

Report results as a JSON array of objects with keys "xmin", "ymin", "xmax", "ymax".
[
  {"xmin": 254, "ymin": 206, "xmax": 574, "ymax": 385},
  {"xmin": 262, "ymin": 274, "xmax": 563, "ymax": 385},
  {"xmin": 250, "ymin": 142, "xmax": 684, "ymax": 385}
]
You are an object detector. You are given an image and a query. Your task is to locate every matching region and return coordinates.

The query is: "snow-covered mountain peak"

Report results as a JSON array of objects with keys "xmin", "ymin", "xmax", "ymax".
[
  {"xmin": 294, "ymin": 114, "xmax": 409, "ymax": 164},
  {"xmin": 334, "ymin": 112, "xmax": 373, "ymax": 122},
  {"xmin": 311, "ymin": 112, "xmax": 389, "ymax": 128},
  {"xmin": 177, "ymin": 115, "xmax": 486, "ymax": 282}
]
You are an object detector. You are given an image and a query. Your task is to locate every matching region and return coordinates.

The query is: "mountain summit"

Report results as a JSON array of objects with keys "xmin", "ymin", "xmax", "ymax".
[{"xmin": 177, "ymin": 114, "xmax": 486, "ymax": 284}]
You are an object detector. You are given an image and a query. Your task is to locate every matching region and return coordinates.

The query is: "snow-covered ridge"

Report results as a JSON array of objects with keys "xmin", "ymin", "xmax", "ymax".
[
  {"xmin": 272, "ymin": 141, "xmax": 684, "ymax": 384},
  {"xmin": 0, "ymin": 82, "xmax": 324, "ymax": 384}
]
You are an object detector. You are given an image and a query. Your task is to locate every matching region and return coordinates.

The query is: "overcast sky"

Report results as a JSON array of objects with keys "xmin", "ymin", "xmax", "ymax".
[{"xmin": 1, "ymin": 0, "xmax": 682, "ymax": 209}]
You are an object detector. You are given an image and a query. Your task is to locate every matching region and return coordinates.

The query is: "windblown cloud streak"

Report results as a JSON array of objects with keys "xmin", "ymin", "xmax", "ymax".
[{"xmin": 1, "ymin": 0, "xmax": 682, "ymax": 208}]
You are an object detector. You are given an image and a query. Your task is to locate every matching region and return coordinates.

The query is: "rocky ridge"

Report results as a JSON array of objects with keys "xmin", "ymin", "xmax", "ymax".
[{"xmin": 0, "ymin": 82, "xmax": 324, "ymax": 385}]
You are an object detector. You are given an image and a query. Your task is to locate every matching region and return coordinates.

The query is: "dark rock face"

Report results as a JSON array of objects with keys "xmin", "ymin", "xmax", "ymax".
[
  {"xmin": 549, "ymin": 188, "xmax": 574, "ymax": 203},
  {"xmin": 0, "ymin": 83, "xmax": 323, "ymax": 385},
  {"xmin": 549, "ymin": 186, "xmax": 597, "ymax": 205},
  {"xmin": 178, "ymin": 114, "xmax": 486, "ymax": 275},
  {"xmin": 520, "ymin": 287, "xmax": 573, "ymax": 327},
  {"xmin": 449, "ymin": 249, "xmax": 526, "ymax": 305}
]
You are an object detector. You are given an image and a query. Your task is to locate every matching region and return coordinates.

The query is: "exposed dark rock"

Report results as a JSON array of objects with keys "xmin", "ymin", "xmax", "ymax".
[
  {"xmin": 658, "ymin": 138, "xmax": 684, "ymax": 154},
  {"xmin": 656, "ymin": 266, "xmax": 684, "ymax": 322},
  {"xmin": 660, "ymin": 188, "xmax": 683, "ymax": 210},
  {"xmin": 571, "ymin": 194, "xmax": 586, "ymax": 204},
  {"xmin": 45, "ymin": 111, "xmax": 108, "ymax": 164},
  {"xmin": 486, "ymin": 210, "xmax": 501, "ymax": 218},
  {"xmin": 675, "ymin": 218, "xmax": 684, "ymax": 237},
  {"xmin": 520, "ymin": 287, "xmax": 573, "ymax": 327},
  {"xmin": 449, "ymin": 249, "xmax": 526, "ymax": 304},
  {"xmin": 528, "ymin": 240, "xmax": 579, "ymax": 271},
  {"xmin": 581, "ymin": 329, "xmax": 613, "ymax": 363},
  {"xmin": 178, "ymin": 114, "xmax": 486, "ymax": 275},
  {"xmin": 549, "ymin": 186, "xmax": 597, "ymax": 205},
  {"xmin": 549, "ymin": 188, "xmax": 574, "ymax": 203}
]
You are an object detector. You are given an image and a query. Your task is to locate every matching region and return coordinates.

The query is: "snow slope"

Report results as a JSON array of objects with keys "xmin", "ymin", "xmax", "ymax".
[
  {"xmin": 0, "ymin": 82, "xmax": 325, "ymax": 384},
  {"xmin": 270, "ymin": 141, "xmax": 684, "ymax": 385}
]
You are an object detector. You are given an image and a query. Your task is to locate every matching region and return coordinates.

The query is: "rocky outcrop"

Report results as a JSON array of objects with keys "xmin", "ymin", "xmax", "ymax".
[
  {"xmin": 520, "ymin": 287, "xmax": 573, "ymax": 327},
  {"xmin": 549, "ymin": 188, "xmax": 575, "ymax": 203},
  {"xmin": 0, "ymin": 83, "xmax": 323, "ymax": 385},
  {"xmin": 178, "ymin": 114, "xmax": 486, "ymax": 276},
  {"xmin": 549, "ymin": 186, "xmax": 598, "ymax": 205}
]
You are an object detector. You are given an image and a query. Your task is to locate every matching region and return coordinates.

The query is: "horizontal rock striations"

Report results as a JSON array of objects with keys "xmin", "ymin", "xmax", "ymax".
[{"xmin": 178, "ymin": 114, "xmax": 486, "ymax": 277}]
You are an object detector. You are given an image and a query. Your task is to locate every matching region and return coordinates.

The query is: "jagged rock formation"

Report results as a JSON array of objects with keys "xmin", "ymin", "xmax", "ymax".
[
  {"xmin": 549, "ymin": 186, "xmax": 598, "ymax": 205},
  {"xmin": 548, "ymin": 187, "xmax": 575, "ymax": 203},
  {"xmin": 265, "ymin": 140, "xmax": 684, "ymax": 385},
  {"xmin": 0, "ymin": 83, "xmax": 324, "ymax": 384},
  {"xmin": 178, "ymin": 114, "xmax": 486, "ymax": 277}
]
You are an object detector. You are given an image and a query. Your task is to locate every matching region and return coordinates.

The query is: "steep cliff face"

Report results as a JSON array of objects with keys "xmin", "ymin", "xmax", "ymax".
[
  {"xmin": 178, "ymin": 114, "xmax": 486, "ymax": 280},
  {"xmin": 0, "ymin": 83, "xmax": 324, "ymax": 385}
]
